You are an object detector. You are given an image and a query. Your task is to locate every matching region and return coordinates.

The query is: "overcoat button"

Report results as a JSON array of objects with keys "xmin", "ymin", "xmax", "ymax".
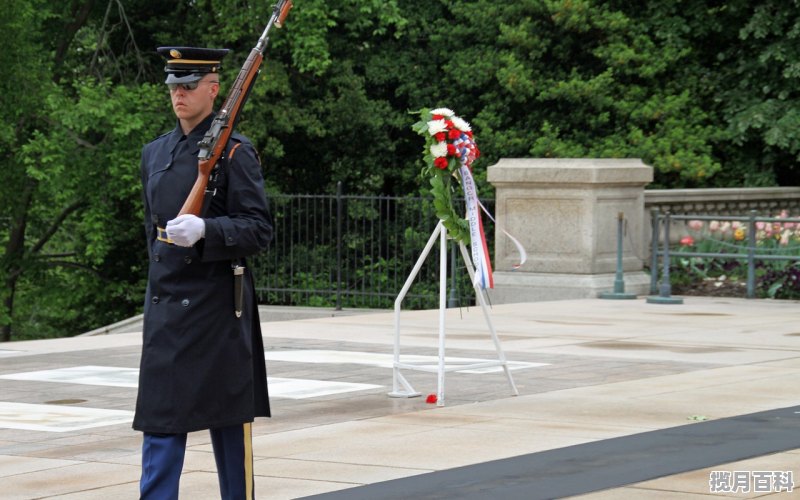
[
  {"xmin": 152, "ymin": 296, "xmax": 159, "ymax": 304},
  {"xmin": 184, "ymin": 256, "xmax": 192, "ymax": 264},
  {"xmin": 154, "ymin": 254, "xmax": 160, "ymax": 262},
  {"xmin": 181, "ymin": 299, "xmax": 190, "ymax": 307},
  {"xmin": 227, "ymin": 236, "xmax": 234, "ymax": 242}
]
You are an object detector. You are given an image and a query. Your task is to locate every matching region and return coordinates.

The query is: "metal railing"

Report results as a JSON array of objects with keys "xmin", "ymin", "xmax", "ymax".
[
  {"xmin": 649, "ymin": 209, "xmax": 800, "ymax": 298},
  {"xmin": 251, "ymin": 183, "xmax": 494, "ymax": 310}
]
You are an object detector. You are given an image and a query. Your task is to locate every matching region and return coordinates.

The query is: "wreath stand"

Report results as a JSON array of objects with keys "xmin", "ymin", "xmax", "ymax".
[{"xmin": 388, "ymin": 220, "xmax": 519, "ymax": 406}]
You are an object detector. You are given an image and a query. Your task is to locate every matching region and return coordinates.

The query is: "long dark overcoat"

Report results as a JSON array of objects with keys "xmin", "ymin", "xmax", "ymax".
[{"xmin": 133, "ymin": 113, "xmax": 272, "ymax": 434}]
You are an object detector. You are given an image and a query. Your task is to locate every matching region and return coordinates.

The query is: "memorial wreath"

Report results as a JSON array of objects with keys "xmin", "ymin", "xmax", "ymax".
[{"xmin": 412, "ymin": 107, "xmax": 480, "ymax": 245}]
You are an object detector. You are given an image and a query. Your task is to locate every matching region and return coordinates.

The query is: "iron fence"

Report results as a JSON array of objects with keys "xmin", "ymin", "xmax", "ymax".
[{"xmin": 251, "ymin": 183, "xmax": 494, "ymax": 310}]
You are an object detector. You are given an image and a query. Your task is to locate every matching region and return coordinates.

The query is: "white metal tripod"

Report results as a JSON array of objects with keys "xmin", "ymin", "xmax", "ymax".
[{"xmin": 388, "ymin": 220, "xmax": 519, "ymax": 406}]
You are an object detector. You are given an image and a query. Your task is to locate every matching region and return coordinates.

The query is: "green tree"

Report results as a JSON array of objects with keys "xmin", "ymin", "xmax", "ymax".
[
  {"xmin": 709, "ymin": 0, "xmax": 800, "ymax": 185},
  {"xmin": 4, "ymin": 0, "xmax": 800, "ymax": 340},
  {"xmin": 0, "ymin": 0, "xmax": 48, "ymax": 340},
  {"xmin": 1, "ymin": 1, "xmax": 170, "ymax": 340}
]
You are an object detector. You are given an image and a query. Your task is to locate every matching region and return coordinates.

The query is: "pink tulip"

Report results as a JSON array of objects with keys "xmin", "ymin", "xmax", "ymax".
[
  {"xmin": 687, "ymin": 220, "xmax": 703, "ymax": 231},
  {"xmin": 680, "ymin": 236, "xmax": 694, "ymax": 246},
  {"xmin": 709, "ymin": 221, "xmax": 720, "ymax": 232}
]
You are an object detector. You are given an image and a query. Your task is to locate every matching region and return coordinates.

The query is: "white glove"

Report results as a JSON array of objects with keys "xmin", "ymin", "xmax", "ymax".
[{"xmin": 166, "ymin": 214, "xmax": 206, "ymax": 247}]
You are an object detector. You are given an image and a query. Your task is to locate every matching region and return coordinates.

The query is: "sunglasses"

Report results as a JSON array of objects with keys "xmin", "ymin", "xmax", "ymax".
[{"xmin": 167, "ymin": 81, "xmax": 219, "ymax": 92}]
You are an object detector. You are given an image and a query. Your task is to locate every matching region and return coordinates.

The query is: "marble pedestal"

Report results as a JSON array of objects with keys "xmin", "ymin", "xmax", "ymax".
[{"xmin": 487, "ymin": 158, "xmax": 653, "ymax": 303}]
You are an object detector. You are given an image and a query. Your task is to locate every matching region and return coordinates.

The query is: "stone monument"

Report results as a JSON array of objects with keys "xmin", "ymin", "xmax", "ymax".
[{"xmin": 487, "ymin": 158, "xmax": 653, "ymax": 303}]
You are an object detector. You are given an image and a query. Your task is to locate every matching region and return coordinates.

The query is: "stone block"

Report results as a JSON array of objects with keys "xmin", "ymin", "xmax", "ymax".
[{"xmin": 487, "ymin": 158, "xmax": 653, "ymax": 302}]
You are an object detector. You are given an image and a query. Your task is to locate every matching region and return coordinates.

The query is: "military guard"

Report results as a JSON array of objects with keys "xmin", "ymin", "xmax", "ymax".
[{"xmin": 134, "ymin": 46, "xmax": 272, "ymax": 500}]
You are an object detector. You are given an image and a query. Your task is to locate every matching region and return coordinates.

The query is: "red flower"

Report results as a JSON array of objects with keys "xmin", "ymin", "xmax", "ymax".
[
  {"xmin": 426, "ymin": 394, "xmax": 438, "ymax": 404},
  {"xmin": 432, "ymin": 114, "xmax": 444, "ymax": 120},
  {"xmin": 435, "ymin": 132, "xmax": 446, "ymax": 142},
  {"xmin": 680, "ymin": 236, "xmax": 694, "ymax": 246},
  {"xmin": 447, "ymin": 144, "xmax": 457, "ymax": 156},
  {"xmin": 434, "ymin": 157, "xmax": 449, "ymax": 169},
  {"xmin": 448, "ymin": 129, "xmax": 461, "ymax": 140},
  {"xmin": 444, "ymin": 120, "xmax": 454, "ymax": 128}
]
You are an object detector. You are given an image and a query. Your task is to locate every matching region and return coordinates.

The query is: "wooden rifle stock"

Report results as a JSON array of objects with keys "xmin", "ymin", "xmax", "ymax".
[{"xmin": 178, "ymin": 0, "xmax": 293, "ymax": 217}]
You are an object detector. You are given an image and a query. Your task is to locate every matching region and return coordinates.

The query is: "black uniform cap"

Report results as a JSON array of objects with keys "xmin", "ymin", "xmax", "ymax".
[{"xmin": 157, "ymin": 46, "xmax": 230, "ymax": 84}]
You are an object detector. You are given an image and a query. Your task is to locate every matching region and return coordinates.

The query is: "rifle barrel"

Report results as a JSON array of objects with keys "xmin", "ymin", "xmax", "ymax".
[{"xmin": 176, "ymin": 0, "xmax": 293, "ymax": 217}]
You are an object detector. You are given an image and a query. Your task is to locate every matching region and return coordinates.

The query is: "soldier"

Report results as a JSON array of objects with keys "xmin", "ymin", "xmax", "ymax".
[{"xmin": 134, "ymin": 46, "xmax": 272, "ymax": 500}]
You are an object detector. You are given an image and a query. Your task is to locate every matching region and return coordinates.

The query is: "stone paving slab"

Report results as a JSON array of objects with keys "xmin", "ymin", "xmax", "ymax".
[
  {"xmin": 0, "ymin": 296, "xmax": 797, "ymax": 499},
  {"xmin": 302, "ymin": 405, "xmax": 800, "ymax": 499}
]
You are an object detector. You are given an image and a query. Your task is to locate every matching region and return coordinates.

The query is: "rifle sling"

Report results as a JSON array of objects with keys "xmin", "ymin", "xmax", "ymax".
[{"xmin": 200, "ymin": 142, "xmax": 243, "ymax": 217}]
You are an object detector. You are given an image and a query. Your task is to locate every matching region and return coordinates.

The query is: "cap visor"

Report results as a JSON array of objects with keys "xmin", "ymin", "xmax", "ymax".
[{"xmin": 165, "ymin": 73, "xmax": 204, "ymax": 85}]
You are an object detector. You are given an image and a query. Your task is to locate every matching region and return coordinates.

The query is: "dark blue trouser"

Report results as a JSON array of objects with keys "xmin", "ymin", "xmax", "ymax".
[{"xmin": 140, "ymin": 423, "xmax": 254, "ymax": 500}]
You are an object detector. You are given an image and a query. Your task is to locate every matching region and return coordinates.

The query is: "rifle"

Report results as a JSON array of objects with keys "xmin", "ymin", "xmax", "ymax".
[{"xmin": 178, "ymin": 0, "xmax": 293, "ymax": 216}]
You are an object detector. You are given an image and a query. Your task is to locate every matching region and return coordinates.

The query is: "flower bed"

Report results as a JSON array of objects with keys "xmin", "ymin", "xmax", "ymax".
[{"xmin": 669, "ymin": 210, "xmax": 800, "ymax": 299}]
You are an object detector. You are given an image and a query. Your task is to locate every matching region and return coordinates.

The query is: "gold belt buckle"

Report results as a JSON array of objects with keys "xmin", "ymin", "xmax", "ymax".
[{"xmin": 156, "ymin": 226, "xmax": 174, "ymax": 244}]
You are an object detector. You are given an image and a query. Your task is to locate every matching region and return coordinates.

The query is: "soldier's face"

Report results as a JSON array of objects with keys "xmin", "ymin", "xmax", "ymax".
[{"xmin": 169, "ymin": 75, "xmax": 219, "ymax": 125}]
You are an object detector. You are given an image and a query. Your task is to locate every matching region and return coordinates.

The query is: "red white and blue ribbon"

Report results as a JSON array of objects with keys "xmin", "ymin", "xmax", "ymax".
[
  {"xmin": 453, "ymin": 132, "xmax": 527, "ymax": 288},
  {"xmin": 453, "ymin": 132, "xmax": 493, "ymax": 289},
  {"xmin": 460, "ymin": 165, "xmax": 494, "ymax": 289}
]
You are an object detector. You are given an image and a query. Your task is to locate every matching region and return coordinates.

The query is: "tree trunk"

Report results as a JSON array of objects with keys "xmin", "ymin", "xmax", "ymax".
[
  {"xmin": 1, "ymin": 278, "xmax": 17, "ymax": 342},
  {"xmin": 53, "ymin": 1, "xmax": 95, "ymax": 81},
  {"xmin": 1, "ymin": 182, "xmax": 34, "ymax": 342}
]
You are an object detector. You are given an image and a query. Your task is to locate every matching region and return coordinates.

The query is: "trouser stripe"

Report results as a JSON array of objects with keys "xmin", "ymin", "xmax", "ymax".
[{"xmin": 243, "ymin": 422, "xmax": 254, "ymax": 500}]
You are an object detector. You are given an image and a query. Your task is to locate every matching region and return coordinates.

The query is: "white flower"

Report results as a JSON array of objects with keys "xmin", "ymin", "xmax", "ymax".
[
  {"xmin": 430, "ymin": 142, "xmax": 447, "ymax": 158},
  {"xmin": 430, "ymin": 107, "xmax": 454, "ymax": 117},
  {"xmin": 427, "ymin": 119, "xmax": 447, "ymax": 136},
  {"xmin": 451, "ymin": 116, "xmax": 472, "ymax": 132}
]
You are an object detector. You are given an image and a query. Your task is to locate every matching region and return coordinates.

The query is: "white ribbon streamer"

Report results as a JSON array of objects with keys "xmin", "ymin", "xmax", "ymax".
[{"xmin": 477, "ymin": 199, "xmax": 528, "ymax": 269}]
